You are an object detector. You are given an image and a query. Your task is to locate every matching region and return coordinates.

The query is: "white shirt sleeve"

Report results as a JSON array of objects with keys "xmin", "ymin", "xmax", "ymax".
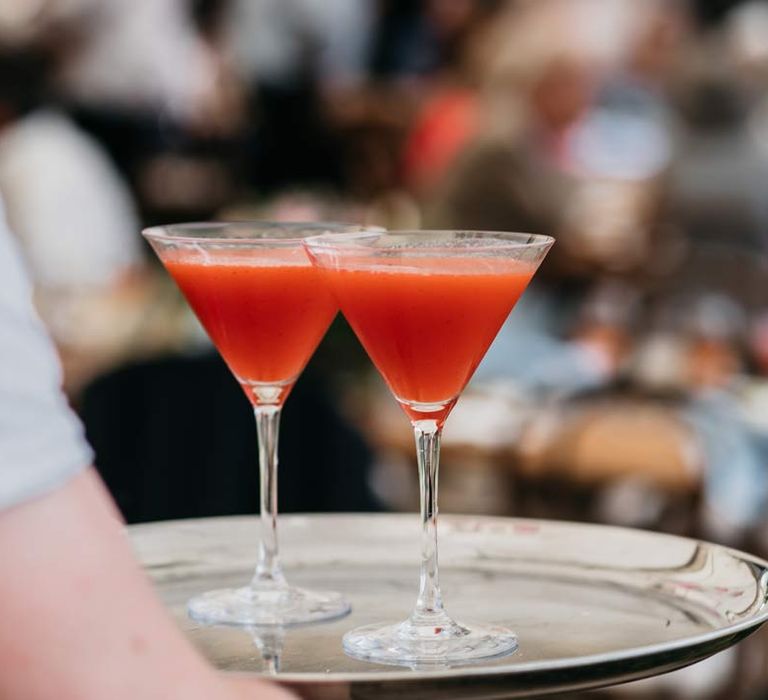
[{"xmin": 0, "ymin": 207, "xmax": 92, "ymax": 511}]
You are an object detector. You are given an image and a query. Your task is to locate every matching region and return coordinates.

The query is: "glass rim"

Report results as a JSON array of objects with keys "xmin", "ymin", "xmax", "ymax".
[
  {"xmin": 303, "ymin": 229, "xmax": 555, "ymax": 251},
  {"xmin": 142, "ymin": 220, "xmax": 379, "ymax": 245}
]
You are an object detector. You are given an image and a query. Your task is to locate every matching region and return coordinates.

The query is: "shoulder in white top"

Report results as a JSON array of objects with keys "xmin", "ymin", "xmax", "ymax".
[{"xmin": 0, "ymin": 203, "xmax": 92, "ymax": 510}]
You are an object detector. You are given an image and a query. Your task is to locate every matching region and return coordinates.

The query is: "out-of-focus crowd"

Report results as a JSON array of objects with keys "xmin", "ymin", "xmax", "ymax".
[
  {"xmin": 5, "ymin": 0, "xmax": 768, "ymax": 527},
  {"xmin": 5, "ymin": 0, "xmax": 768, "ymax": 525},
  {"xmin": 0, "ymin": 3, "xmax": 762, "ymax": 517}
]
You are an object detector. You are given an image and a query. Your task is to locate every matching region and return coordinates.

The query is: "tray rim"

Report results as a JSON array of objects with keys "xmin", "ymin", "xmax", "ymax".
[{"xmin": 132, "ymin": 513, "xmax": 768, "ymax": 684}]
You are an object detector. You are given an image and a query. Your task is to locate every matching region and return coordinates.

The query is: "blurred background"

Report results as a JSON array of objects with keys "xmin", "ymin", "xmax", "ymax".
[{"xmin": 6, "ymin": 0, "xmax": 768, "ymax": 695}]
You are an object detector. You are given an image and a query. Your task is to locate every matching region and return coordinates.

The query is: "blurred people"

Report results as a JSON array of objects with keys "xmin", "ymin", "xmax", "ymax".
[
  {"xmin": 55, "ymin": 0, "xmax": 242, "ymax": 220},
  {"xmin": 224, "ymin": 0, "xmax": 374, "ymax": 90},
  {"xmin": 58, "ymin": 0, "xmax": 222, "ymax": 126},
  {"xmin": 424, "ymin": 2, "xmax": 594, "ymax": 233},
  {"xmin": 0, "ymin": 44, "xmax": 147, "ymax": 394},
  {"xmin": 221, "ymin": 0, "xmax": 375, "ymax": 194},
  {"xmin": 666, "ymin": 73, "xmax": 768, "ymax": 254},
  {"xmin": 399, "ymin": 0, "xmax": 502, "ymax": 195},
  {"xmin": 0, "ymin": 49, "xmax": 140, "ymax": 289}
]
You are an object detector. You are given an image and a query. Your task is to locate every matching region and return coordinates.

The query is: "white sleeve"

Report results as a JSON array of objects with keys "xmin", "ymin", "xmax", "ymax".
[{"xmin": 0, "ymin": 208, "xmax": 92, "ymax": 511}]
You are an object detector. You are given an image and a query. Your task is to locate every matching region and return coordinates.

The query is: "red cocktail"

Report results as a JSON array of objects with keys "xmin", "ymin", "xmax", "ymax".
[
  {"xmin": 144, "ymin": 222, "xmax": 370, "ymax": 626},
  {"xmin": 305, "ymin": 230, "xmax": 552, "ymax": 666}
]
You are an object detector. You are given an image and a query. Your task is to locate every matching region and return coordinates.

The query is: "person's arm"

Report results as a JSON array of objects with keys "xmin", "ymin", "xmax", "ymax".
[
  {"xmin": 0, "ymin": 214, "xmax": 293, "ymax": 699},
  {"xmin": 0, "ymin": 469, "xmax": 294, "ymax": 700}
]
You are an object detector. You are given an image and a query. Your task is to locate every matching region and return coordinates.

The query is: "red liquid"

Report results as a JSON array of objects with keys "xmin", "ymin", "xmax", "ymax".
[
  {"xmin": 324, "ymin": 257, "xmax": 534, "ymax": 424},
  {"xmin": 165, "ymin": 251, "xmax": 336, "ymax": 405}
]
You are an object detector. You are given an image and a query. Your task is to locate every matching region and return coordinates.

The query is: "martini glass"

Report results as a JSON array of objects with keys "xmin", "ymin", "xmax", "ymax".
[
  {"xmin": 304, "ymin": 230, "xmax": 553, "ymax": 666},
  {"xmin": 143, "ymin": 221, "xmax": 371, "ymax": 626}
]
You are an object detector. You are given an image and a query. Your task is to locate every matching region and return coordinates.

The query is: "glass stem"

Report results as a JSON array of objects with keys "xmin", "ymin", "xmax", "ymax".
[
  {"xmin": 252, "ymin": 405, "xmax": 286, "ymax": 587},
  {"xmin": 410, "ymin": 419, "xmax": 450, "ymax": 626}
]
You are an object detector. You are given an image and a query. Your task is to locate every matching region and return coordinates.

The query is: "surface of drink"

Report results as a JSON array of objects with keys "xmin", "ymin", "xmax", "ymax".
[
  {"xmin": 323, "ymin": 256, "xmax": 534, "ymax": 423},
  {"xmin": 165, "ymin": 248, "xmax": 336, "ymax": 404}
]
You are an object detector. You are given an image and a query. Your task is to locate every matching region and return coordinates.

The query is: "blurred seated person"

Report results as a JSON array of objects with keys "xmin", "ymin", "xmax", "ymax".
[
  {"xmin": 220, "ymin": 0, "xmax": 375, "ymax": 195},
  {"xmin": 0, "ymin": 46, "xmax": 147, "ymax": 395},
  {"xmin": 665, "ymin": 74, "xmax": 768, "ymax": 253},
  {"xmin": 431, "ymin": 1, "xmax": 681, "ymax": 395},
  {"xmin": 225, "ymin": 0, "xmax": 373, "ymax": 91},
  {"xmin": 424, "ymin": 5, "xmax": 601, "ymax": 391},
  {"xmin": 57, "ymin": 0, "xmax": 221, "ymax": 125},
  {"xmin": 81, "ymin": 350, "xmax": 380, "ymax": 523},
  {"xmin": 426, "ymin": 0, "xmax": 681, "ymax": 231},
  {"xmin": 397, "ymin": 0, "xmax": 503, "ymax": 196},
  {"xmin": 425, "ymin": 37, "xmax": 590, "ymax": 231},
  {"xmin": 54, "ymin": 0, "xmax": 242, "ymax": 220}
]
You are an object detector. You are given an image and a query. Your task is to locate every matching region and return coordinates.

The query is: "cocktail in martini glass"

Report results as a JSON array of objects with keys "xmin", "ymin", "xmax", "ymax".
[
  {"xmin": 304, "ymin": 230, "xmax": 553, "ymax": 665},
  {"xmin": 143, "ymin": 221, "xmax": 371, "ymax": 626}
]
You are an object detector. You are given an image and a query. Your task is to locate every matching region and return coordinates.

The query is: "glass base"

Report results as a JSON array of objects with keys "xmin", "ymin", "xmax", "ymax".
[
  {"xmin": 188, "ymin": 584, "xmax": 351, "ymax": 626},
  {"xmin": 342, "ymin": 618, "xmax": 518, "ymax": 668}
]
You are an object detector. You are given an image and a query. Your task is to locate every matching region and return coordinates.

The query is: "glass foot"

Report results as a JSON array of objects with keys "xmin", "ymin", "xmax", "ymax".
[
  {"xmin": 343, "ymin": 618, "xmax": 518, "ymax": 667},
  {"xmin": 188, "ymin": 584, "xmax": 351, "ymax": 626}
]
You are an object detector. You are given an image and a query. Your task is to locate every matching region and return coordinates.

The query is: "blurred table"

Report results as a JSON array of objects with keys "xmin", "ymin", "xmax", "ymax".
[{"xmin": 364, "ymin": 388, "xmax": 704, "ymax": 532}]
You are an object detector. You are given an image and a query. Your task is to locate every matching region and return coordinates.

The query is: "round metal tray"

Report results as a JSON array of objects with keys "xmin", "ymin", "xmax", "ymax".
[{"xmin": 131, "ymin": 514, "xmax": 768, "ymax": 698}]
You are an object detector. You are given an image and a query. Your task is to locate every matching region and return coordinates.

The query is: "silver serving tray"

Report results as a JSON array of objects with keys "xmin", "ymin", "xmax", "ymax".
[{"xmin": 131, "ymin": 514, "xmax": 768, "ymax": 698}]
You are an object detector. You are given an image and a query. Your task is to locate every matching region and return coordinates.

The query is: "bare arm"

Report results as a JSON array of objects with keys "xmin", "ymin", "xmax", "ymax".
[
  {"xmin": 0, "ymin": 204, "xmax": 295, "ymax": 698},
  {"xmin": 0, "ymin": 468, "xmax": 295, "ymax": 700}
]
